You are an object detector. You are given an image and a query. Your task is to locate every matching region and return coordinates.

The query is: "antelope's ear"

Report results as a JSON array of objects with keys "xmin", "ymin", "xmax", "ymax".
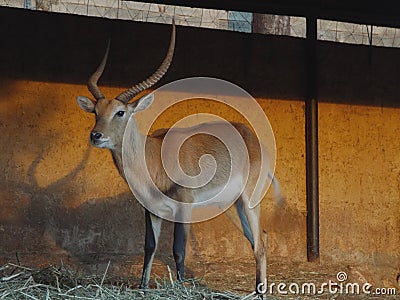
[
  {"xmin": 76, "ymin": 96, "xmax": 96, "ymax": 113},
  {"xmin": 129, "ymin": 93, "xmax": 154, "ymax": 113}
]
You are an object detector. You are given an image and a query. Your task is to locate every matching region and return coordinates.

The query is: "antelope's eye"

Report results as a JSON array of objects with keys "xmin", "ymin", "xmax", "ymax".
[{"xmin": 116, "ymin": 110, "xmax": 125, "ymax": 117}]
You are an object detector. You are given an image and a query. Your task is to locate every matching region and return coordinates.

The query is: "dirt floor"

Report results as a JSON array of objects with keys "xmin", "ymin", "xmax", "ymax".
[
  {"xmin": 74, "ymin": 257, "xmax": 400, "ymax": 299},
  {"xmin": 1, "ymin": 252, "xmax": 399, "ymax": 299},
  {"xmin": 175, "ymin": 260, "xmax": 399, "ymax": 299}
]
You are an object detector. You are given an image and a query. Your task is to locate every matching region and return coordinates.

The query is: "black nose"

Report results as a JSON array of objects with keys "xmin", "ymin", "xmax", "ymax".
[{"xmin": 91, "ymin": 132, "xmax": 103, "ymax": 141}]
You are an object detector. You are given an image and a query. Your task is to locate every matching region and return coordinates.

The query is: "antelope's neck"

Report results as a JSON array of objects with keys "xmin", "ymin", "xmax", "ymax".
[
  {"xmin": 111, "ymin": 149, "xmax": 125, "ymax": 180},
  {"xmin": 110, "ymin": 133, "xmax": 161, "ymax": 183}
]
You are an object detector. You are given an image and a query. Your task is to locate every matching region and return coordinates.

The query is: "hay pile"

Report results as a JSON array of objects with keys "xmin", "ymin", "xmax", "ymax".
[{"xmin": 0, "ymin": 263, "xmax": 255, "ymax": 299}]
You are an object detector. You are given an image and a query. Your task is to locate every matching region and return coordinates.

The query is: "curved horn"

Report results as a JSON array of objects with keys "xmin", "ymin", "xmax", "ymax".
[
  {"xmin": 116, "ymin": 20, "xmax": 176, "ymax": 103},
  {"xmin": 87, "ymin": 40, "xmax": 110, "ymax": 100}
]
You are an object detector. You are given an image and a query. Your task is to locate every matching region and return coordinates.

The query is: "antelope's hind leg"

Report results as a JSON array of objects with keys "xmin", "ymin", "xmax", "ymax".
[
  {"xmin": 240, "ymin": 195, "xmax": 268, "ymax": 295},
  {"xmin": 235, "ymin": 199, "xmax": 255, "ymax": 248},
  {"xmin": 172, "ymin": 188, "xmax": 192, "ymax": 281},
  {"xmin": 173, "ymin": 222, "xmax": 190, "ymax": 281}
]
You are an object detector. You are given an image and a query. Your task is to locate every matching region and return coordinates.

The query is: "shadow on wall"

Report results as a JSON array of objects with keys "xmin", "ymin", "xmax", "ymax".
[
  {"xmin": 0, "ymin": 144, "xmax": 204, "ymax": 277},
  {"xmin": 0, "ymin": 77, "xmax": 207, "ymax": 276}
]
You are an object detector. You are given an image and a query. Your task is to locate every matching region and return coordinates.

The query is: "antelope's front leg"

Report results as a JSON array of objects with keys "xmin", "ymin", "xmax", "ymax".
[
  {"xmin": 140, "ymin": 210, "xmax": 162, "ymax": 289},
  {"xmin": 173, "ymin": 222, "xmax": 190, "ymax": 281}
]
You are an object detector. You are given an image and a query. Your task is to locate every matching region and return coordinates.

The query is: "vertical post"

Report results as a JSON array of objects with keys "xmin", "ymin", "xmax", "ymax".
[{"xmin": 305, "ymin": 15, "xmax": 319, "ymax": 262}]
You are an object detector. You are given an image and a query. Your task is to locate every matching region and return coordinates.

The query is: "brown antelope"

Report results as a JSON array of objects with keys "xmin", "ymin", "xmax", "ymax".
[{"xmin": 76, "ymin": 21, "xmax": 282, "ymax": 294}]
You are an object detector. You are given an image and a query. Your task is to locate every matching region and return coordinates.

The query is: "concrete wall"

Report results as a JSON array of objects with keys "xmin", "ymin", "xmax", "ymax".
[{"xmin": 0, "ymin": 7, "xmax": 399, "ymax": 286}]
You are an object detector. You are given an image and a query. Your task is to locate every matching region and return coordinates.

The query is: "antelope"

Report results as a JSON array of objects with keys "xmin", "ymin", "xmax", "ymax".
[{"xmin": 76, "ymin": 21, "xmax": 283, "ymax": 294}]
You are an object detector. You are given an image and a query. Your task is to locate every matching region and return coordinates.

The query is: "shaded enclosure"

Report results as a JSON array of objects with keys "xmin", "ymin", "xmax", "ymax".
[{"xmin": 0, "ymin": 6, "xmax": 399, "ymax": 293}]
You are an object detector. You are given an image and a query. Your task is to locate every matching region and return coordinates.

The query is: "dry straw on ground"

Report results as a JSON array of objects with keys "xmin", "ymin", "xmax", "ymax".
[{"xmin": 0, "ymin": 262, "xmax": 257, "ymax": 300}]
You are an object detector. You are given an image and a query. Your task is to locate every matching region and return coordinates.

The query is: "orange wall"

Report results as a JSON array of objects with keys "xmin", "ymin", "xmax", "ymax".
[{"xmin": 0, "ymin": 80, "xmax": 306, "ymax": 263}]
